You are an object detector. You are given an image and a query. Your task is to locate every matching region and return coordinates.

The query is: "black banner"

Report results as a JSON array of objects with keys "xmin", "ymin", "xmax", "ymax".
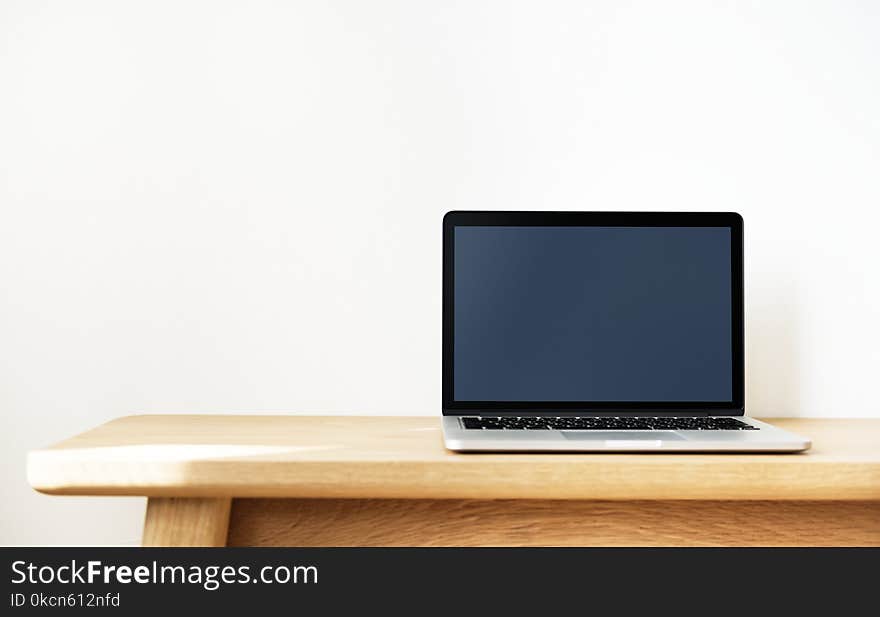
[{"xmin": 1, "ymin": 548, "xmax": 875, "ymax": 614}]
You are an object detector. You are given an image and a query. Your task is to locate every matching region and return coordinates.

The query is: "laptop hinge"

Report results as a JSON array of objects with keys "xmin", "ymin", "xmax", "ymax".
[{"xmin": 449, "ymin": 410, "xmax": 714, "ymax": 417}]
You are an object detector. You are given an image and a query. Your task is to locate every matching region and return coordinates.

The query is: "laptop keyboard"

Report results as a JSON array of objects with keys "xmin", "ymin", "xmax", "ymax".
[{"xmin": 460, "ymin": 417, "xmax": 758, "ymax": 431}]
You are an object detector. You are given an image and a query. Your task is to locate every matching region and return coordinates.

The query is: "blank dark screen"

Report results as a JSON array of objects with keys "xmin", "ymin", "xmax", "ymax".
[{"xmin": 453, "ymin": 226, "xmax": 732, "ymax": 402}]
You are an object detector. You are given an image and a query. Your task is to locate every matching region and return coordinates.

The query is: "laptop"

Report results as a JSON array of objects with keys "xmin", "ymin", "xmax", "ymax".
[{"xmin": 441, "ymin": 211, "xmax": 811, "ymax": 452}]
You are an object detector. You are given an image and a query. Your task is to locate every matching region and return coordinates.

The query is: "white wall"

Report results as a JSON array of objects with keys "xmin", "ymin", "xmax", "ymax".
[{"xmin": 1, "ymin": 0, "xmax": 878, "ymax": 545}]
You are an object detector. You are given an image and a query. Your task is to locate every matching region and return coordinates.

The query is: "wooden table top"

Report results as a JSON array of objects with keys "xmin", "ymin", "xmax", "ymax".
[{"xmin": 27, "ymin": 416, "xmax": 880, "ymax": 501}]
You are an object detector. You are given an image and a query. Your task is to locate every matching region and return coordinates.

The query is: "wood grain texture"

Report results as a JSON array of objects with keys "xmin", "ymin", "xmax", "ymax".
[
  {"xmin": 227, "ymin": 498, "xmax": 880, "ymax": 547},
  {"xmin": 142, "ymin": 497, "xmax": 231, "ymax": 547},
  {"xmin": 27, "ymin": 416, "xmax": 880, "ymax": 501}
]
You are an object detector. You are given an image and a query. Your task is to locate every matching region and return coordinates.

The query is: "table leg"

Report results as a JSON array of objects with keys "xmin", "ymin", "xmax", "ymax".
[{"xmin": 143, "ymin": 497, "xmax": 231, "ymax": 547}]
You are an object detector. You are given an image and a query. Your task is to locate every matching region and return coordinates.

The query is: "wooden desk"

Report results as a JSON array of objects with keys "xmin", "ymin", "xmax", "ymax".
[{"xmin": 28, "ymin": 416, "xmax": 880, "ymax": 547}]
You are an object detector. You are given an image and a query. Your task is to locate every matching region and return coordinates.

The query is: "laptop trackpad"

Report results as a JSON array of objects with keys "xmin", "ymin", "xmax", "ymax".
[{"xmin": 561, "ymin": 431, "xmax": 684, "ymax": 441}]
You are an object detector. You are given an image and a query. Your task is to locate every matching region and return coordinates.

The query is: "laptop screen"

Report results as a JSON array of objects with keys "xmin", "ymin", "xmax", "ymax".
[{"xmin": 452, "ymin": 225, "xmax": 734, "ymax": 404}]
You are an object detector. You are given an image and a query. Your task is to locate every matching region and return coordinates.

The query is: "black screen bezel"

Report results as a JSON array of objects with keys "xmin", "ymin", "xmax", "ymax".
[{"xmin": 442, "ymin": 211, "xmax": 745, "ymax": 416}]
